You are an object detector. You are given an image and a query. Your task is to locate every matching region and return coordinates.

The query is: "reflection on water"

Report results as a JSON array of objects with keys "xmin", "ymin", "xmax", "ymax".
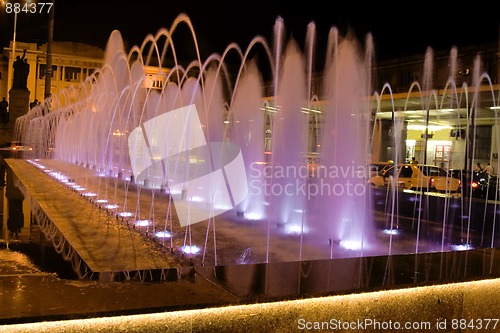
[{"xmin": 197, "ymin": 248, "xmax": 500, "ymax": 299}]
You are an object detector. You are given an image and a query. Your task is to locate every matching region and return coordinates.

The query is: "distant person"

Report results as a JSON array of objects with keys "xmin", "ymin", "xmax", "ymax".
[
  {"xmin": 411, "ymin": 157, "xmax": 418, "ymax": 165},
  {"xmin": 474, "ymin": 162, "xmax": 483, "ymax": 172},
  {"xmin": 7, "ymin": 200, "xmax": 24, "ymax": 240},
  {"xmin": 484, "ymin": 163, "xmax": 494, "ymax": 175},
  {"xmin": 30, "ymin": 99, "xmax": 39, "ymax": 109},
  {"xmin": 0, "ymin": 97, "xmax": 8, "ymax": 123}
]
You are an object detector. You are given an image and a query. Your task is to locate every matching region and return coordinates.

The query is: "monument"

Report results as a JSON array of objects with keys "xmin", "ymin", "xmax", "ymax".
[{"xmin": 2, "ymin": 49, "xmax": 30, "ymax": 144}]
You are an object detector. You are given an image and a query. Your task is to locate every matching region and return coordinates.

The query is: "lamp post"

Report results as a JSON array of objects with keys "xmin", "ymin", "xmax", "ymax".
[
  {"xmin": 44, "ymin": 0, "xmax": 54, "ymax": 99},
  {"xmin": 4, "ymin": 3, "xmax": 18, "ymax": 92}
]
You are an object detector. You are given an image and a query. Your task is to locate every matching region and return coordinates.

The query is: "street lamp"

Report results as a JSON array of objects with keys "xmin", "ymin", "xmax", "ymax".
[
  {"xmin": 44, "ymin": 0, "xmax": 54, "ymax": 99},
  {"xmin": 1, "ymin": 0, "xmax": 18, "ymax": 92},
  {"xmin": 2, "ymin": 0, "xmax": 34, "ymax": 92}
]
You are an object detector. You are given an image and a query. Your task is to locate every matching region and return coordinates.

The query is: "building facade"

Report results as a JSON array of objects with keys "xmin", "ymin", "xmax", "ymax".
[{"xmin": 0, "ymin": 40, "xmax": 105, "ymax": 104}]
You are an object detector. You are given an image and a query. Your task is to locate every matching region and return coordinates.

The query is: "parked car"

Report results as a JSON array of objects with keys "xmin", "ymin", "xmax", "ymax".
[
  {"xmin": 449, "ymin": 169, "xmax": 499, "ymax": 199},
  {"xmin": 449, "ymin": 169, "xmax": 486, "ymax": 198},
  {"xmin": 368, "ymin": 164, "xmax": 461, "ymax": 193},
  {"xmin": 366, "ymin": 161, "xmax": 394, "ymax": 178}
]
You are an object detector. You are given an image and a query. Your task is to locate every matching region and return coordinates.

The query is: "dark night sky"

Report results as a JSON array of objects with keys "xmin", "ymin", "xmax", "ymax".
[{"xmin": 1, "ymin": 1, "xmax": 500, "ymax": 62}]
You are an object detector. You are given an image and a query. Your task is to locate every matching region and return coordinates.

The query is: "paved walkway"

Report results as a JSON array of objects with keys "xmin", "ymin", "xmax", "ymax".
[
  {"xmin": 4, "ymin": 158, "xmax": 179, "ymax": 275},
  {"xmin": 0, "ymin": 248, "xmax": 240, "ymax": 325}
]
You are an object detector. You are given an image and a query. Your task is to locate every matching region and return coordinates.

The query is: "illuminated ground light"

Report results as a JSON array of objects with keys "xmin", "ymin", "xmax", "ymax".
[
  {"xmin": 104, "ymin": 204, "xmax": 119, "ymax": 209},
  {"xmin": 49, "ymin": 171, "xmax": 69, "ymax": 182},
  {"xmin": 245, "ymin": 212, "xmax": 263, "ymax": 220},
  {"xmin": 73, "ymin": 186, "xmax": 86, "ymax": 191},
  {"xmin": 181, "ymin": 245, "xmax": 201, "ymax": 254},
  {"xmin": 286, "ymin": 224, "xmax": 307, "ymax": 235},
  {"xmin": 340, "ymin": 240, "xmax": 363, "ymax": 250},
  {"xmin": 119, "ymin": 211, "xmax": 133, "ymax": 217},
  {"xmin": 212, "ymin": 204, "xmax": 232, "ymax": 211},
  {"xmin": 95, "ymin": 199, "xmax": 108, "ymax": 203},
  {"xmin": 155, "ymin": 231, "xmax": 171, "ymax": 238},
  {"xmin": 189, "ymin": 196, "xmax": 204, "ymax": 203},
  {"xmin": 83, "ymin": 192, "xmax": 97, "ymax": 197},
  {"xmin": 451, "ymin": 243, "xmax": 474, "ymax": 251},
  {"xmin": 383, "ymin": 228, "xmax": 400, "ymax": 235},
  {"xmin": 169, "ymin": 189, "xmax": 182, "ymax": 196},
  {"xmin": 134, "ymin": 220, "xmax": 151, "ymax": 227}
]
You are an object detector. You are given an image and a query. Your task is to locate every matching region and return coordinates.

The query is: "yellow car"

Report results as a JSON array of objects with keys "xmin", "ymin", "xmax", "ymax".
[{"xmin": 368, "ymin": 164, "xmax": 461, "ymax": 192}]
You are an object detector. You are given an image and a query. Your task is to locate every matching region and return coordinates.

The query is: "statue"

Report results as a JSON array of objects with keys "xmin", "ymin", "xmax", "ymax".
[{"xmin": 12, "ymin": 49, "xmax": 29, "ymax": 90}]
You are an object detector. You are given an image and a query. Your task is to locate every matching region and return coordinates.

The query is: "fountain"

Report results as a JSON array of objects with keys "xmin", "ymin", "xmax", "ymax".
[{"xmin": 12, "ymin": 13, "xmax": 499, "ymax": 297}]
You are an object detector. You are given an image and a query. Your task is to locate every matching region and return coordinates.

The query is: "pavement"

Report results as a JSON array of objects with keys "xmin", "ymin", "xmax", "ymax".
[{"xmin": 0, "ymin": 244, "xmax": 240, "ymax": 325}]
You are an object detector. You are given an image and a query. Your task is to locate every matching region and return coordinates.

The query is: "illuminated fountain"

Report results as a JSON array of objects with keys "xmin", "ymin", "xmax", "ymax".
[{"xmin": 14, "ymin": 13, "xmax": 499, "ymax": 281}]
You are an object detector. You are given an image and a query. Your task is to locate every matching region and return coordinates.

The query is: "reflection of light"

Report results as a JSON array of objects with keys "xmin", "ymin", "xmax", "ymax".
[
  {"xmin": 112, "ymin": 130, "xmax": 125, "ymax": 136},
  {"xmin": 104, "ymin": 204, "xmax": 119, "ymax": 209},
  {"xmin": 383, "ymin": 229, "xmax": 399, "ymax": 235},
  {"xmin": 135, "ymin": 220, "xmax": 151, "ymax": 227},
  {"xmin": 119, "ymin": 212, "xmax": 133, "ymax": 217},
  {"xmin": 83, "ymin": 192, "xmax": 97, "ymax": 197},
  {"xmin": 407, "ymin": 195, "xmax": 419, "ymax": 202},
  {"xmin": 452, "ymin": 244, "xmax": 474, "ymax": 251},
  {"xmin": 181, "ymin": 245, "xmax": 200, "ymax": 254},
  {"xmin": 95, "ymin": 199, "xmax": 108, "ymax": 203},
  {"xmin": 155, "ymin": 231, "xmax": 171, "ymax": 238},
  {"xmin": 74, "ymin": 187, "xmax": 86, "ymax": 191},
  {"xmin": 340, "ymin": 240, "xmax": 362, "ymax": 250}
]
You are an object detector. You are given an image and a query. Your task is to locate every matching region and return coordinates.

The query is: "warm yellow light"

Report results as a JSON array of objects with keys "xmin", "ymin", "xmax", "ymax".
[{"xmin": 407, "ymin": 124, "xmax": 452, "ymax": 131}]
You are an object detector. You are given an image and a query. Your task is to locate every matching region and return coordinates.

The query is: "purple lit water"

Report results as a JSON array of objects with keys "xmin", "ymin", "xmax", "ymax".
[{"xmin": 14, "ymin": 14, "xmax": 499, "ymax": 269}]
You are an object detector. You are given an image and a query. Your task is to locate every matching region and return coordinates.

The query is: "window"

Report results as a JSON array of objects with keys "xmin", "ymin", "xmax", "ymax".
[
  {"xmin": 65, "ymin": 67, "xmax": 80, "ymax": 82},
  {"xmin": 383, "ymin": 166, "xmax": 396, "ymax": 177},
  {"xmin": 473, "ymin": 126, "xmax": 492, "ymax": 160},
  {"xmin": 399, "ymin": 165, "xmax": 413, "ymax": 178},
  {"xmin": 39, "ymin": 65, "xmax": 57, "ymax": 79}
]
